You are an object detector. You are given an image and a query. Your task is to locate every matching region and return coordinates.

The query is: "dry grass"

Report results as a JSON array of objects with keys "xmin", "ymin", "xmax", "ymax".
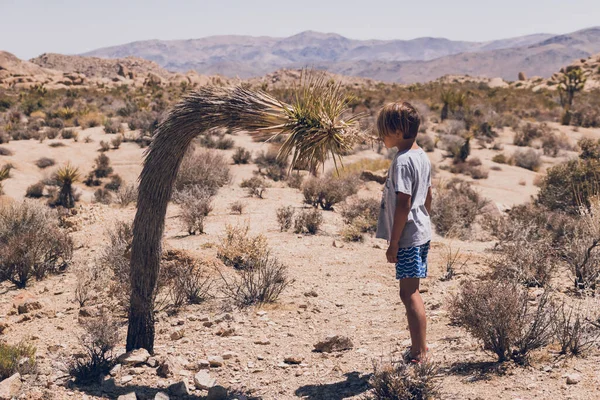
[
  {"xmin": 217, "ymin": 224, "xmax": 269, "ymax": 270},
  {"xmin": 431, "ymin": 179, "xmax": 487, "ymax": 238},
  {"xmin": 175, "ymin": 149, "xmax": 231, "ymax": 195},
  {"xmin": 0, "ymin": 342, "xmax": 36, "ymax": 380},
  {"xmin": 302, "ymin": 175, "xmax": 359, "ymax": 210},
  {"xmin": 368, "ymin": 358, "xmax": 440, "ymax": 400}
]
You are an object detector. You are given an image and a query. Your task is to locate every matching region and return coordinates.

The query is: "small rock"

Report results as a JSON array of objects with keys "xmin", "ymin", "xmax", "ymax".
[
  {"xmin": 566, "ymin": 374, "xmax": 581, "ymax": 385},
  {"xmin": 17, "ymin": 300, "xmax": 42, "ymax": 314},
  {"xmin": 199, "ymin": 315, "xmax": 210, "ymax": 322},
  {"xmin": 194, "ymin": 370, "xmax": 216, "ymax": 390},
  {"xmin": 146, "ymin": 357, "xmax": 158, "ymax": 368},
  {"xmin": 314, "ymin": 335, "xmax": 354, "ymax": 353},
  {"xmin": 170, "ymin": 328, "xmax": 185, "ymax": 340},
  {"xmin": 284, "ymin": 355, "xmax": 303, "ymax": 365},
  {"xmin": 203, "ymin": 321, "xmax": 214, "ymax": 328},
  {"xmin": 207, "ymin": 385, "xmax": 228, "ymax": 400},
  {"xmin": 215, "ymin": 327, "xmax": 235, "ymax": 337},
  {"xmin": 0, "ymin": 373, "xmax": 21, "ymax": 400},
  {"xmin": 198, "ymin": 359, "xmax": 210, "ymax": 369},
  {"xmin": 254, "ymin": 338, "xmax": 270, "ymax": 345},
  {"xmin": 208, "ymin": 356, "xmax": 224, "ymax": 368},
  {"xmin": 120, "ymin": 375, "xmax": 133, "ymax": 384},
  {"xmin": 157, "ymin": 357, "xmax": 181, "ymax": 378},
  {"xmin": 109, "ymin": 364, "xmax": 121, "ymax": 377},
  {"xmin": 78, "ymin": 307, "xmax": 96, "ymax": 318},
  {"xmin": 0, "ymin": 322, "xmax": 9, "ymax": 334},
  {"xmin": 167, "ymin": 381, "xmax": 189, "ymax": 397},
  {"xmin": 303, "ymin": 290, "xmax": 318, "ymax": 297},
  {"xmin": 118, "ymin": 349, "xmax": 150, "ymax": 366},
  {"xmin": 213, "ymin": 313, "xmax": 232, "ymax": 324},
  {"xmin": 117, "ymin": 393, "xmax": 137, "ymax": 400},
  {"xmin": 222, "ymin": 352, "xmax": 236, "ymax": 360},
  {"xmin": 256, "ymin": 311, "xmax": 267, "ymax": 317},
  {"xmin": 154, "ymin": 392, "xmax": 169, "ymax": 400}
]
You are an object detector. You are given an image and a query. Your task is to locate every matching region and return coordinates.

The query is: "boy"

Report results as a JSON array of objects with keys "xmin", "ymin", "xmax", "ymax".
[{"xmin": 375, "ymin": 102, "xmax": 432, "ymax": 362}]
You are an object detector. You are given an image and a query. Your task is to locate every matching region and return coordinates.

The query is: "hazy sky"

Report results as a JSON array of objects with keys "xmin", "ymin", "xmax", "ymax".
[{"xmin": 1, "ymin": 0, "xmax": 598, "ymax": 59}]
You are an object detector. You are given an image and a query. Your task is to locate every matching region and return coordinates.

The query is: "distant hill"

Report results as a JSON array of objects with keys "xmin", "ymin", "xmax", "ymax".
[{"xmin": 82, "ymin": 30, "xmax": 563, "ymax": 81}]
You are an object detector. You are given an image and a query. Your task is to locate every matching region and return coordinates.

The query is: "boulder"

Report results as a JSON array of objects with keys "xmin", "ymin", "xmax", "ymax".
[
  {"xmin": 283, "ymin": 355, "xmax": 303, "ymax": 365},
  {"xmin": 194, "ymin": 370, "xmax": 216, "ymax": 390},
  {"xmin": 144, "ymin": 72, "xmax": 164, "ymax": 86},
  {"xmin": 170, "ymin": 328, "xmax": 185, "ymax": 341},
  {"xmin": 13, "ymin": 292, "xmax": 42, "ymax": 314},
  {"xmin": 167, "ymin": 381, "xmax": 189, "ymax": 397},
  {"xmin": 0, "ymin": 373, "xmax": 21, "ymax": 400},
  {"xmin": 208, "ymin": 356, "xmax": 224, "ymax": 368},
  {"xmin": 566, "ymin": 374, "xmax": 581, "ymax": 385},
  {"xmin": 117, "ymin": 349, "xmax": 150, "ymax": 366},
  {"xmin": 207, "ymin": 386, "xmax": 228, "ymax": 400},
  {"xmin": 314, "ymin": 335, "xmax": 354, "ymax": 353},
  {"xmin": 518, "ymin": 71, "xmax": 527, "ymax": 81}
]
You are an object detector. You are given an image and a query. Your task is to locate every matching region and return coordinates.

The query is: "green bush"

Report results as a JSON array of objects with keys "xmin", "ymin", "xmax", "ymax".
[{"xmin": 0, "ymin": 342, "xmax": 36, "ymax": 380}]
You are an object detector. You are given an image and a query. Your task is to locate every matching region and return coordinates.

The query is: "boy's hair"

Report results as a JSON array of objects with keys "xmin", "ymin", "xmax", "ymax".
[{"xmin": 377, "ymin": 102, "xmax": 421, "ymax": 140}]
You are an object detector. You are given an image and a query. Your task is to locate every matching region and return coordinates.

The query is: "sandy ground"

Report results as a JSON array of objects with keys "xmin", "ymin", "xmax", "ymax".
[{"xmin": 1, "ymin": 123, "xmax": 600, "ymax": 400}]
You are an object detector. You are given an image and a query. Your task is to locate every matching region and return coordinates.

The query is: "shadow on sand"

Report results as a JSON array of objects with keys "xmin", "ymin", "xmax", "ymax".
[{"xmin": 294, "ymin": 371, "xmax": 372, "ymax": 399}]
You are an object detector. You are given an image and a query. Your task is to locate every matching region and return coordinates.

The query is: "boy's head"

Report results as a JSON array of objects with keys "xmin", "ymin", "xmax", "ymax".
[{"xmin": 377, "ymin": 102, "xmax": 421, "ymax": 142}]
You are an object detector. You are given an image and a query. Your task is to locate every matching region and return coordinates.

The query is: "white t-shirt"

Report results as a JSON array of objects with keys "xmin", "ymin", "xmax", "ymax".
[{"xmin": 375, "ymin": 147, "xmax": 432, "ymax": 248}]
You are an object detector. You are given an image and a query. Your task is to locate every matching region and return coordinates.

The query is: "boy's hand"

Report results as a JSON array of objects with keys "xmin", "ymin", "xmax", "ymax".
[{"xmin": 386, "ymin": 243, "xmax": 399, "ymax": 263}]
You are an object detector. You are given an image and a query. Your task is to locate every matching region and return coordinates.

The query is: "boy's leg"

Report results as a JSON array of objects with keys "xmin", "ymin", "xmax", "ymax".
[{"xmin": 399, "ymin": 278, "xmax": 427, "ymax": 359}]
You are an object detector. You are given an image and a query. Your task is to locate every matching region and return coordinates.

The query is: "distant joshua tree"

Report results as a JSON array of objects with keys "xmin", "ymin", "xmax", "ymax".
[
  {"xmin": 126, "ymin": 72, "xmax": 364, "ymax": 352},
  {"xmin": 55, "ymin": 164, "xmax": 80, "ymax": 208},
  {"xmin": 558, "ymin": 66, "xmax": 588, "ymax": 125}
]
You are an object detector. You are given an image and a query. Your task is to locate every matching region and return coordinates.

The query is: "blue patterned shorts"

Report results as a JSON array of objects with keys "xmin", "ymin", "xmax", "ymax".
[{"xmin": 396, "ymin": 241, "xmax": 430, "ymax": 280}]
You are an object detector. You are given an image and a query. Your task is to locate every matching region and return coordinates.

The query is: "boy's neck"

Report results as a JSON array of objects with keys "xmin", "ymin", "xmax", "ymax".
[{"xmin": 396, "ymin": 138, "xmax": 418, "ymax": 153}]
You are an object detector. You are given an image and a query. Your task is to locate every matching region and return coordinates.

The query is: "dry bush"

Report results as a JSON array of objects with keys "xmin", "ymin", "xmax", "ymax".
[
  {"xmin": 578, "ymin": 137, "xmax": 600, "ymax": 160},
  {"xmin": 45, "ymin": 128, "xmax": 60, "ymax": 139},
  {"xmin": 553, "ymin": 299, "xmax": 600, "ymax": 356},
  {"xmin": 440, "ymin": 245, "xmax": 470, "ymax": 281},
  {"xmin": 0, "ymin": 342, "xmax": 36, "ymax": 380},
  {"xmin": 103, "ymin": 118, "xmax": 121, "ymax": 134},
  {"xmin": 217, "ymin": 224, "xmax": 268, "ymax": 270},
  {"xmin": 104, "ymin": 174, "xmax": 122, "ymax": 191},
  {"xmin": 220, "ymin": 253, "xmax": 292, "ymax": 307},
  {"xmin": 541, "ymin": 132, "xmax": 571, "ymax": 157},
  {"xmin": 69, "ymin": 312, "xmax": 119, "ymax": 384},
  {"xmin": 215, "ymin": 135, "xmax": 235, "ymax": 150},
  {"xmin": 449, "ymin": 158, "xmax": 489, "ymax": 179},
  {"xmin": 241, "ymin": 176, "xmax": 268, "ymax": 198},
  {"xmin": 450, "ymin": 279, "xmax": 554, "ymax": 363},
  {"xmin": 513, "ymin": 123, "xmax": 552, "ymax": 147},
  {"xmin": 571, "ymin": 103, "xmax": 600, "ymax": 128},
  {"xmin": 287, "ymin": 172, "xmax": 304, "ymax": 189},
  {"xmin": 92, "ymin": 153, "xmax": 113, "ymax": 178},
  {"xmin": 512, "ymin": 148, "xmax": 542, "ymax": 171},
  {"xmin": 98, "ymin": 140, "xmax": 110, "ymax": 152},
  {"xmin": 230, "ymin": 201, "xmax": 244, "ymax": 215},
  {"xmin": 35, "ymin": 157, "xmax": 55, "ymax": 169},
  {"xmin": 441, "ymin": 120, "xmax": 466, "ymax": 136},
  {"xmin": 294, "ymin": 208, "xmax": 323, "ymax": 234},
  {"xmin": 0, "ymin": 147, "xmax": 12, "ymax": 156},
  {"xmin": 438, "ymin": 134, "xmax": 465, "ymax": 160},
  {"xmin": 25, "ymin": 182, "xmax": 45, "ymax": 198},
  {"xmin": 335, "ymin": 158, "xmax": 390, "ymax": 179},
  {"xmin": 175, "ymin": 149, "xmax": 231, "ymax": 195},
  {"xmin": 276, "ymin": 206, "xmax": 295, "ymax": 231},
  {"xmin": 302, "ymin": 175, "xmax": 359, "ymax": 210},
  {"xmin": 114, "ymin": 183, "xmax": 137, "ymax": 207},
  {"xmin": 169, "ymin": 258, "xmax": 213, "ymax": 307},
  {"xmin": 341, "ymin": 223, "xmax": 364, "ymax": 242},
  {"xmin": 110, "ymin": 135, "xmax": 122, "ymax": 149},
  {"xmin": 49, "ymin": 142, "xmax": 65, "ymax": 148},
  {"xmin": 0, "ymin": 201, "xmax": 73, "ymax": 288},
  {"xmin": 61, "ymin": 128, "xmax": 78, "ymax": 140},
  {"xmin": 432, "ymin": 179, "xmax": 487, "ymax": 238},
  {"xmin": 77, "ymin": 112, "xmax": 103, "ymax": 129},
  {"xmin": 368, "ymin": 359, "xmax": 440, "ymax": 400},
  {"xmin": 94, "ymin": 188, "xmax": 112, "ymax": 204},
  {"xmin": 99, "ymin": 221, "xmax": 134, "ymax": 313},
  {"xmin": 416, "ymin": 134, "xmax": 435, "ymax": 152},
  {"xmin": 340, "ymin": 197, "xmax": 380, "ymax": 242},
  {"xmin": 492, "ymin": 153, "xmax": 509, "ymax": 164},
  {"xmin": 176, "ymin": 186, "xmax": 213, "ymax": 235},
  {"xmin": 232, "ymin": 147, "xmax": 252, "ymax": 164},
  {"xmin": 537, "ymin": 159, "xmax": 600, "ymax": 213},
  {"xmin": 255, "ymin": 149, "xmax": 288, "ymax": 181}
]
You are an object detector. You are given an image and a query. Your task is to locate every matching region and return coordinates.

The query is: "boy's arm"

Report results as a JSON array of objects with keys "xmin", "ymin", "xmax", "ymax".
[
  {"xmin": 386, "ymin": 192, "xmax": 411, "ymax": 263},
  {"xmin": 425, "ymin": 186, "xmax": 432, "ymax": 215}
]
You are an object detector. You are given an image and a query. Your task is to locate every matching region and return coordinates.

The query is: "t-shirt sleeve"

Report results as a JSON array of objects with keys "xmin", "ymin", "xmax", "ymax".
[{"xmin": 394, "ymin": 164, "xmax": 413, "ymax": 196}]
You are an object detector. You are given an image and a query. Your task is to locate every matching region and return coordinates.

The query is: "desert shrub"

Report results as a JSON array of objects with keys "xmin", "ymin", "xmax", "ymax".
[
  {"xmin": 450, "ymin": 279, "xmax": 553, "ymax": 363},
  {"xmin": 220, "ymin": 253, "xmax": 292, "ymax": 307},
  {"xmin": 0, "ymin": 342, "xmax": 36, "ymax": 380},
  {"xmin": 69, "ymin": 312, "xmax": 119, "ymax": 384},
  {"xmin": 438, "ymin": 134, "xmax": 465, "ymax": 160},
  {"xmin": 0, "ymin": 133, "xmax": 9, "ymax": 144},
  {"xmin": 416, "ymin": 134, "xmax": 435, "ymax": 152},
  {"xmin": 0, "ymin": 201, "xmax": 73, "ymax": 287},
  {"xmin": 368, "ymin": 359, "xmax": 440, "ymax": 400},
  {"xmin": 25, "ymin": 182, "xmax": 45, "ymax": 198},
  {"xmin": 230, "ymin": 201, "xmax": 244, "ymax": 215},
  {"xmin": 287, "ymin": 172, "xmax": 304, "ymax": 189},
  {"xmin": 340, "ymin": 197, "xmax": 380, "ymax": 233},
  {"xmin": 541, "ymin": 132, "xmax": 571, "ymax": 157},
  {"xmin": 302, "ymin": 175, "xmax": 359, "ymax": 211},
  {"xmin": 83, "ymin": 172, "xmax": 101, "ymax": 187},
  {"xmin": 103, "ymin": 118, "xmax": 120, "ymax": 134},
  {"xmin": 35, "ymin": 157, "xmax": 55, "ymax": 169},
  {"xmin": 94, "ymin": 188, "xmax": 112, "ymax": 204},
  {"xmin": 552, "ymin": 300, "xmax": 600, "ymax": 356},
  {"xmin": 255, "ymin": 149, "xmax": 288, "ymax": 181},
  {"xmin": 432, "ymin": 179, "xmax": 487, "ymax": 238},
  {"xmin": 61, "ymin": 128, "xmax": 78, "ymax": 140},
  {"xmin": 571, "ymin": 104, "xmax": 600, "ymax": 128},
  {"xmin": 232, "ymin": 147, "xmax": 252, "ymax": 164},
  {"xmin": 99, "ymin": 222, "xmax": 133, "ymax": 312},
  {"xmin": 537, "ymin": 159, "xmax": 600, "ymax": 213},
  {"xmin": 492, "ymin": 153, "xmax": 508, "ymax": 164},
  {"xmin": 114, "ymin": 183, "xmax": 137, "ymax": 206},
  {"xmin": 441, "ymin": 120, "xmax": 466, "ymax": 136},
  {"xmin": 439, "ymin": 245, "xmax": 469, "ymax": 281},
  {"xmin": 46, "ymin": 117, "xmax": 64, "ymax": 129},
  {"xmin": 240, "ymin": 176, "xmax": 268, "ymax": 198},
  {"xmin": 93, "ymin": 153, "xmax": 113, "ymax": 178},
  {"xmin": 50, "ymin": 164, "xmax": 80, "ymax": 208},
  {"xmin": 512, "ymin": 148, "xmax": 542, "ymax": 171},
  {"xmin": 110, "ymin": 135, "xmax": 123, "ymax": 149},
  {"xmin": 335, "ymin": 158, "xmax": 391, "ymax": 179},
  {"xmin": 177, "ymin": 187, "xmax": 213, "ymax": 235},
  {"xmin": 341, "ymin": 223, "xmax": 364, "ymax": 242},
  {"xmin": 127, "ymin": 111, "xmax": 158, "ymax": 134},
  {"xmin": 578, "ymin": 137, "xmax": 600, "ymax": 160},
  {"xmin": 0, "ymin": 147, "xmax": 12, "ymax": 156},
  {"xmin": 449, "ymin": 158, "xmax": 489, "ymax": 179},
  {"xmin": 217, "ymin": 224, "xmax": 268, "ymax": 270},
  {"xmin": 514, "ymin": 123, "xmax": 551, "ymax": 147},
  {"xmin": 83, "ymin": 135, "xmax": 93, "ymax": 143},
  {"xmin": 44, "ymin": 127, "xmax": 60, "ymax": 139},
  {"xmin": 215, "ymin": 135, "xmax": 235, "ymax": 150},
  {"xmin": 175, "ymin": 149, "xmax": 230, "ymax": 195},
  {"xmin": 169, "ymin": 258, "xmax": 213, "ymax": 306},
  {"xmin": 294, "ymin": 208, "xmax": 323, "ymax": 234},
  {"xmin": 98, "ymin": 140, "xmax": 110, "ymax": 152},
  {"xmin": 276, "ymin": 206, "xmax": 295, "ymax": 231},
  {"xmin": 77, "ymin": 112, "xmax": 102, "ymax": 129},
  {"xmin": 104, "ymin": 174, "xmax": 122, "ymax": 191},
  {"xmin": 48, "ymin": 142, "xmax": 65, "ymax": 148}
]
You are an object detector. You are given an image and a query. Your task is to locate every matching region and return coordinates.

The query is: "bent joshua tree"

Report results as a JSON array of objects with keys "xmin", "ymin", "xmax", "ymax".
[{"xmin": 127, "ymin": 75, "xmax": 364, "ymax": 352}]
